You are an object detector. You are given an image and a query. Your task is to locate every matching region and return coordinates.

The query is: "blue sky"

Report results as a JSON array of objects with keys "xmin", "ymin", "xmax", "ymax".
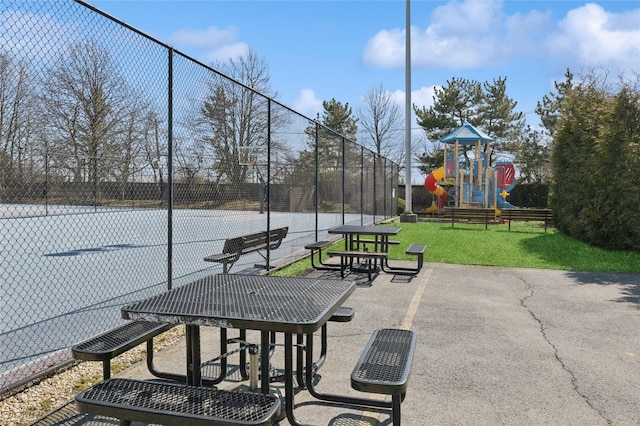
[{"xmin": 89, "ymin": 0, "xmax": 639, "ymax": 139}]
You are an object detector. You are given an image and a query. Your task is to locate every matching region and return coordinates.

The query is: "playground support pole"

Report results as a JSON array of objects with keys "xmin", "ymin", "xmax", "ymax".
[
  {"xmin": 476, "ymin": 141, "xmax": 482, "ymax": 189},
  {"xmin": 469, "ymin": 143, "xmax": 474, "ymax": 195},
  {"xmin": 459, "ymin": 169, "xmax": 464, "ymax": 207},
  {"xmin": 443, "ymin": 143, "xmax": 448, "ymax": 178},
  {"xmin": 485, "ymin": 168, "xmax": 490, "ymax": 208},
  {"xmin": 455, "ymin": 141, "xmax": 461, "ymax": 207},
  {"xmin": 493, "ymin": 170, "xmax": 498, "ymax": 209}
]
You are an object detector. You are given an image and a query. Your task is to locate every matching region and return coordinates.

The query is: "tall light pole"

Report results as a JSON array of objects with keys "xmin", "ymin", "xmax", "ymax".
[{"xmin": 400, "ymin": 0, "xmax": 417, "ymax": 222}]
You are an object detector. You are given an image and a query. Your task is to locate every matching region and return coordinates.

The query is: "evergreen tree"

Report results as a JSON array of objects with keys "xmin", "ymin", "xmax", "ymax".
[
  {"xmin": 304, "ymin": 98, "xmax": 358, "ymax": 171},
  {"xmin": 589, "ymin": 84, "xmax": 640, "ymax": 250},
  {"xmin": 414, "ymin": 76, "xmax": 523, "ymax": 167},
  {"xmin": 479, "ymin": 77, "xmax": 525, "ymax": 158},
  {"xmin": 514, "ymin": 125, "xmax": 551, "ymax": 184},
  {"xmin": 317, "ymin": 98, "xmax": 358, "ymax": 140},
  {"xmin": 550, "ymin": 79, "xmax": 603, "ymax": 239},
  {"xmin": 535, "ymin": 69, "xmax": 574, "ymax": 137},
  {"xmin": 414, "ymin": 77, "xmax": 482, "ymax": 143}
]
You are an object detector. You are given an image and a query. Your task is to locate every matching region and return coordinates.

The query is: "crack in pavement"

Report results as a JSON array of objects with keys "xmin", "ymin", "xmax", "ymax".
[{"xmin": 516, "ymin": 274, "xmax": 612, "ymax": 425}]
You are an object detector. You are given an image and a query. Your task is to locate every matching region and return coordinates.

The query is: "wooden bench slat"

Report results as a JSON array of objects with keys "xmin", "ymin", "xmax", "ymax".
[
  {"xmin": 440, "ymin": 208, "xmax": 553, "ymax": 232},
  {"xmin": 76, "ymin": 378, "xmax": 280, "ymax": 426},
  {"xmin": 499, "ymin": 209, "xmax": 553, "ymax": 232}
]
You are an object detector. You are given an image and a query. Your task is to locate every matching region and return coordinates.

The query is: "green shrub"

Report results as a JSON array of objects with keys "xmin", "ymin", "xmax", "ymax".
[{"xmin": 397, "ymin": 197, "xmax": 406, "ymax": 215}]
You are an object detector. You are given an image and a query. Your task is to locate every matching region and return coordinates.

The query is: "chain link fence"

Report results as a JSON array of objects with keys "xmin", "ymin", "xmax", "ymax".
[{"xmin": 0, "ymin": 0, "xmax": 399, "ymax": 394}]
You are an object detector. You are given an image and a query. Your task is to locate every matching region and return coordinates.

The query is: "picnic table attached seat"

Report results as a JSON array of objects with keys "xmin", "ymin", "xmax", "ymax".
[
  {"xmin": 305, "ymin": 240, "xmax": 341, "ymax": 271},
  {"xmin": 382, "ymin": 244, "xmax": 426, "ymax": 276},
  {"xmin": 72, "ymin": 321, "xmax": 176, "ymax": 381},
  {"xmin": 75, "ymin": 378, "xmax": 281, "ymax": 426},
  {"xmin": 351, "ymin": 328, "xmax": 416, "ymax": 426}
]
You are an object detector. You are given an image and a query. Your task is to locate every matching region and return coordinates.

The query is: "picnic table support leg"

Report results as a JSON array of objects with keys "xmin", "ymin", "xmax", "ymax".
[
  {"xmin": 296, "ymin": 334, "xmax": 305, "ymax": 387},
  {"xmin": 392, "ymin": 395, "xmax": 401, "ymax": 426},
  {"xmin": 309, "ymin": 248, "xmax": 321, "ymax": 270},
  {"xmin": 339, "ymin": 255, "xmax": 347, "ymax": 279},
  {"xmin": 260, "ymin": 331, "xmax": 271, "ymax": 394},
  {"xmin": 218, "ymin": 328, "xmax": 229, "ymax": 382},
  {"xmin": 316, "ymin": 324, "xmax": 328, "ymax": 372},
  {"xmin": 238, "ymin": 329, "xmax": 249, "ymax": 379},
  {"xmin": 284, "ymin": 333, "xmax": 307, "ymax": 426},
  {"xmin": 296, "ymin": 323, "xmax": 331, "ymax": 388},
  {"xmin": 102, "ymin": 360, "xmax": 111, "ymax": 380},
  {"xmin": 185, "ymin": 325, "xmax": 201, "ymax": 386},
  {"xmin": 303, "ymin": 332, "xmax": 392, "ymax": 409},
  {"xmin": 146, "ymin": 339, "xmax": 188, "ymax": 383}
]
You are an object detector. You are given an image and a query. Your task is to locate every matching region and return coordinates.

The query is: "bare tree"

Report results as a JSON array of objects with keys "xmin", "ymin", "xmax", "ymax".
[
  {"xmin": 0, "ymin": 52, "xmax": 38, "ymax": 186},
  {"xmin": 141, "ymin": 110, "xmax": 167, "ymax": 199},
  {"xmin": 114, "ymin": 96, "xmax": 151, "ymax": 198},
  {"xmin": 357, "ymin": 84, "xmax": 403, "ymax": 164},
  {"xmin": 40, "ymin": 41, "xmax": 141, "ymax": 194},
  {"xmin": 198, "ymin": 48, "xmax": 285, "ymax": 191}
]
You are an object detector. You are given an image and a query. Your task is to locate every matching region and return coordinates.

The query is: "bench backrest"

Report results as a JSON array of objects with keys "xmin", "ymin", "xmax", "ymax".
[
  {"xmin": 501, "ymin": 208, "xmax": 552, "ymax": 218},
  {"xmin": 239, "ymin": 226, "xmax": 288, "ymax": 254},
  {"xmin": 221, "ymin": 236, "xmax": 246, "ymax": 264},
  {"xmin": 269, "ymin": 227, "xmax": 288, "ymax": 250}
]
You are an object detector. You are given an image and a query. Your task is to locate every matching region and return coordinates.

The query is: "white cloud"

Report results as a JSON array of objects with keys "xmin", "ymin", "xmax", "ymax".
[
  {"xmin": 411, "ymin": 86, "xmax": 437, "ymax": 110},
  {"xmin": 201, "ymin": 42, "xmax": 249, "ymax": 63},
  {"xmin": 293, "ymin": 89, "xmax": 323, "ymax": 117},
  {"xmin": 168, "ymin": 25, "xmax": 248, "ymax": 64},
  {"xmin": 362, "ymin": 0, "xmax": 516, "ymax": 69},
  {"xmin": 547, "ymin": 3, "xmax": 640, "ymax": 70},
  {"xmin": 361, "ymin": 28, "xmax": 405, "ymax": 67},
  {"xmin": 361, "ymin": 0, "xmax": 639, "ymax": 72},
  {"xmin": 387, "ymin": 86, "xmax": 436, "ymax": 111},
  {"xmin": 168, "ymin": 26, "xmax": 238, "ymax": 49},
  {"xmin": 387, "ymin": 86, "xmax": 438, "ymax": 141}
]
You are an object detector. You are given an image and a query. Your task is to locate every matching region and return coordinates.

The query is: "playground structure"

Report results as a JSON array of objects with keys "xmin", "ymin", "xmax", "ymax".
[{"xmin": 425, "ymin": 123, "xmax": 517, "ymax": 213}]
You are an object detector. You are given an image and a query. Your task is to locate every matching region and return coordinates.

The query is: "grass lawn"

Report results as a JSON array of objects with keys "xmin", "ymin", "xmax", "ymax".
[{"xmin": 273, "ymin": 220, "xmax": 640, "ymax": 276}]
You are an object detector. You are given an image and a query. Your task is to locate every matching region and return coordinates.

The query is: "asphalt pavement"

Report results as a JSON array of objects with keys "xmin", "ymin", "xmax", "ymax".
[{"xmin": 121, "ymin": 261, "xmax": 640, "ymax": 425}]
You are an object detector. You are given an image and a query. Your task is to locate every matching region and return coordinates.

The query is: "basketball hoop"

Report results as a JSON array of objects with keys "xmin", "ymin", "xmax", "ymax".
[{"xmin": 238, "ymin": 146, "xmax": 254, "ymax": 167}]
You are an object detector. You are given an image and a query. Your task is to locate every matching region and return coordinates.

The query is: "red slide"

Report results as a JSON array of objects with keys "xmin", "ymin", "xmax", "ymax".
[{"xmin": 425, "ymin": 166, "xmax": 448, "ymax": 213}]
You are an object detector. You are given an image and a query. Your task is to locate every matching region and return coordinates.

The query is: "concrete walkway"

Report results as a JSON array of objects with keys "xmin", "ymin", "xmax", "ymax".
[{"xmin": 121, "ymin": 262, "xmax": 640, "ymax": 425}]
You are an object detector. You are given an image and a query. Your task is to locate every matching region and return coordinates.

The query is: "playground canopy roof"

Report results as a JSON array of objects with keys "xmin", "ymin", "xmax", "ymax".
[{"xmin": 440, "ymin": 123, "xmax": 494, "ymax": 145}]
